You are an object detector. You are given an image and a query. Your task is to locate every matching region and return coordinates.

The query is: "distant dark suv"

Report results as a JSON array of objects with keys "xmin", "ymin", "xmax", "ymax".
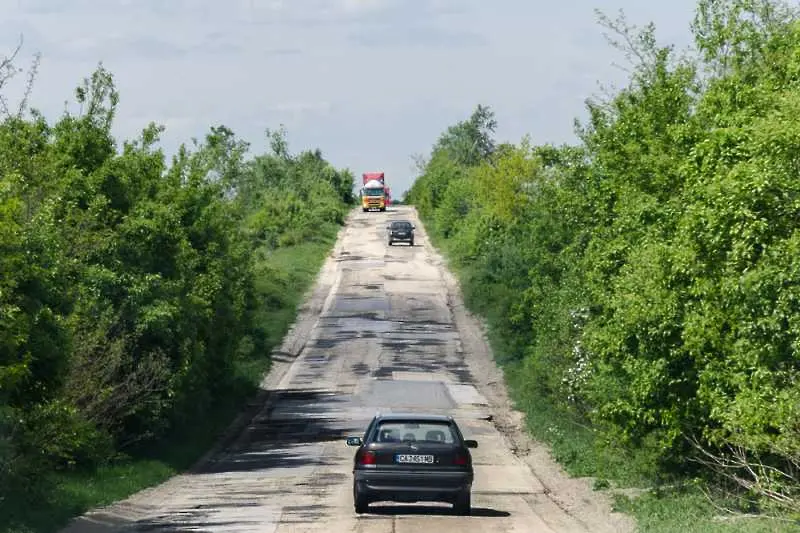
[
  {"xmin": 346, "ymin": 413, "xmax": 477, "ymax": 515},
  {"xmin": 387, "ymin": 220, "xmax": 415, "ymax": 246}
]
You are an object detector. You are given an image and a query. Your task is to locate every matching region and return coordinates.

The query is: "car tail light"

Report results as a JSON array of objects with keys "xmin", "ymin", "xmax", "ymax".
[
  {"xmin": 453, "ymin": 453, "xmax": 468, "ymax": 466},
  {"xmin": 358, "ymin": 450, "xmax": 377, "ymax": 465}
]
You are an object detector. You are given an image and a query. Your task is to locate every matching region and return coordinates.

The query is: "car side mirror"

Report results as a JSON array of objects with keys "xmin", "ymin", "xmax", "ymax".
[
  {"xmin": 464, "ymin": 439, "xmax": 478, "ymax": 448},
  {"xmin": 346, "ymin": 436, "xmax": 363, "ymax": 447},
  {"xmin": 412, "ymin": 225, "xmax": 416, "ymax": 229}
]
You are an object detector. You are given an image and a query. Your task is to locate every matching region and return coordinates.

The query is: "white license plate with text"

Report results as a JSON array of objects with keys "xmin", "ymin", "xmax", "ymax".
[{"xmin": 396, "ymin": 454, "xmax": 434, "ymax": 464}]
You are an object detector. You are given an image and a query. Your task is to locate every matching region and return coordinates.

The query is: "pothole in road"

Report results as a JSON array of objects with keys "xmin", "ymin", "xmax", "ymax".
[
  {"xmin": 351, "ymin": 362, "xmax": 371, "ymax": 375},
  {"xmin": 382, "ymin": 338, "xmax": 446, "ymax": 349},
  {"xmin": 313, "ymin": 337, "xmax": 345, "ymax": 349},
  {"xmin": 372, "ymin": 357, "xmax": 473, "ymax": 384},
  {"xmin": 352, "ymin": 283, "xmax": 383, "ymax": 290},
  {"xmin": 331, "ymin": 296, "xmax": 389, "ymax": 314},
  {"xmin": 304, "ymin": 354, "xmax": 329, "ymax": 364},
  {"xmin": 317, "ymin": 316, "xmax": 394, "ymax": 337},
  {"xmin": 248, "ymin": 421, "xmax": 352, "ymax": 445}
]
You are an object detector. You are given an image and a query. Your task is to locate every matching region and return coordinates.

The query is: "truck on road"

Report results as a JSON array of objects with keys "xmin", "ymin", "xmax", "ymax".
[{"xmin": 360, "ymin": 172, "xmax": 391, "ymax": 212}]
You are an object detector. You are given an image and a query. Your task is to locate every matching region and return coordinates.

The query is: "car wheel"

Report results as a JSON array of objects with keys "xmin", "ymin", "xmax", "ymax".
[
  {"xmin": 453, "ymin": 491, "xmax": 471, "ymax": 515},
  {"xmin": 388, "ymin": 240, "xmax": 393, "ymax": 246},
  {"xmin": 354, "ymin": 485, "xmax": 369, "ymax": 514},
  {"xmin": 410, "ymin": 239, "xmax": 414, "ymax": 246}
]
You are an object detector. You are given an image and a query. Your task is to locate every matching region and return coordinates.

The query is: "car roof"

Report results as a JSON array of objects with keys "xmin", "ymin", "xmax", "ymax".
[{"xmin": 373, "ymin": 412, "xmax": 454, "ymax": 422}]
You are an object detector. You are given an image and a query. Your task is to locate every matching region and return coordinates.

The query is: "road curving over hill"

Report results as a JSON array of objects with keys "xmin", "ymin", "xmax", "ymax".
[{"xmin": 62, "ymin": 206, "xmax": 634, "ymax": 533}]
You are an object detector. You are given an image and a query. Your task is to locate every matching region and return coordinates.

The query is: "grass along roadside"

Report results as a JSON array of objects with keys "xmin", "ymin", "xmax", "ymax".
[
  {"xmin": 0, "ymin": 238, "xmax": 338, "ymax": 533},
  {"xmin": 423, "ymin": 225, "xmax": 797, "ymax": 533}
]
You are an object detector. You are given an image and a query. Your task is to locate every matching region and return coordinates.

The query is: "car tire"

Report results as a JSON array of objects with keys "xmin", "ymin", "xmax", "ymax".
[
  {"xmin": 362, "ymin": 208, "xmax": 367, "ymax": 212},
  {"xmin": 410, "ymin": 239, "xmax": 414, "ymax": 246},
  {"xmin": 354, "ymin": 485, "xmax": 369, "ymax": 514},
  {"xmin": 388, "ymin": 240, "xmax": 393, "ymax": 246},
  {"xmin": 453, "ymin": 491, "xmax": 471, "ymax": 515}
]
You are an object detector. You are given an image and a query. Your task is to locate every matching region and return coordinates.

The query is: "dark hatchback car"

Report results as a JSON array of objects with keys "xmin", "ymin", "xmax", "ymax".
[
  {"xmin": 386, "ymin": 220, "xmax": 415, "ymax": 246},
  {"xmin": 346, "ymin": 413, "xmax": 477, "ymax": 515}
]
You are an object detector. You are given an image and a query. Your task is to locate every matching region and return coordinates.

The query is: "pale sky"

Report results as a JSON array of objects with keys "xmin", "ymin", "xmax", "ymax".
[{"xmin": 2, "ymin": 1, "xmax": 699, "ymax": 196}]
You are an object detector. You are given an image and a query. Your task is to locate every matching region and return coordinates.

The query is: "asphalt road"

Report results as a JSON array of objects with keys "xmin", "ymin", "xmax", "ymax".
[{"xmin": 62, "ymin": 206, "xmax": 630, "ymax": 533}]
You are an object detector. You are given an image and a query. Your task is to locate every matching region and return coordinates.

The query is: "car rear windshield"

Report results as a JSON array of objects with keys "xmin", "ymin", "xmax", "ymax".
[
  {"xmin": 391, "ymin": 222, "xmax": 412, "ymax": 230},
  {"xmin": 372, "ymin": 421, "xmax": 458, "ymax": 444}
]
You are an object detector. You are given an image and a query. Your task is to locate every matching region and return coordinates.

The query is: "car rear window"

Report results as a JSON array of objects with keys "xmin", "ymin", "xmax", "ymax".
[
  {"xmin": 391, "ymin": 222, "xmax": 412, "ymax": 229},
  {"xmin": 372, "ymin": 421, "xmax": 458, "ymax": 444}
]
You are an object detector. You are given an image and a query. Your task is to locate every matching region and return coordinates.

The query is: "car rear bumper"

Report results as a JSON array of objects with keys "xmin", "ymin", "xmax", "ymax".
[{"xmin": 355, "ymin": 469, "xmax": 472, "ymax": 502}]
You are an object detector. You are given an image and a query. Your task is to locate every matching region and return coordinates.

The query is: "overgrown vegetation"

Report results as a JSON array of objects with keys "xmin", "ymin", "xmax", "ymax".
[
  {"xmin": 0, "ymin": 50, "xmax": 354, "ymax": 532},
  {"xmin": 407, "ymin": 0, "xmax": 800, "ymax": 528}
]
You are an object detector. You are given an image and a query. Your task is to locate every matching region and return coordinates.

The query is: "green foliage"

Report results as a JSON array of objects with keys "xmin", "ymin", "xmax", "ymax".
[
  {"xmin": 0, "ymin": 57, "xmax": 353, "ymax": 531},
  {"xmin": 432, "ymin": 103, "xmax": 497, "ymax": 167},
  {"xmin": 407, "ymin": 0, "xmax": 800, "ymax": 524}
]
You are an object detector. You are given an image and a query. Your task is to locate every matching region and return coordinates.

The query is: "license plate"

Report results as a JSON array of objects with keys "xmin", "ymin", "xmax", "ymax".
[{"xmin": 396, "ymin": 454, "xmax": 434, "ymax": 464}]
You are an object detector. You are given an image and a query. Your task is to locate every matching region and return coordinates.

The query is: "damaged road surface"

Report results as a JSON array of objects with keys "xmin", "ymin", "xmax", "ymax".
[{"xmin": 62, "ymin": 206, "xmax": 632, "ymax": 533}]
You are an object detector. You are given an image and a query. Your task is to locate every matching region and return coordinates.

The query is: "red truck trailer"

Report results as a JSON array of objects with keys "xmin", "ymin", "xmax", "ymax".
[{"xmin": 362, "ymin": 172, "xmax": 385, "ymax": 185}]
